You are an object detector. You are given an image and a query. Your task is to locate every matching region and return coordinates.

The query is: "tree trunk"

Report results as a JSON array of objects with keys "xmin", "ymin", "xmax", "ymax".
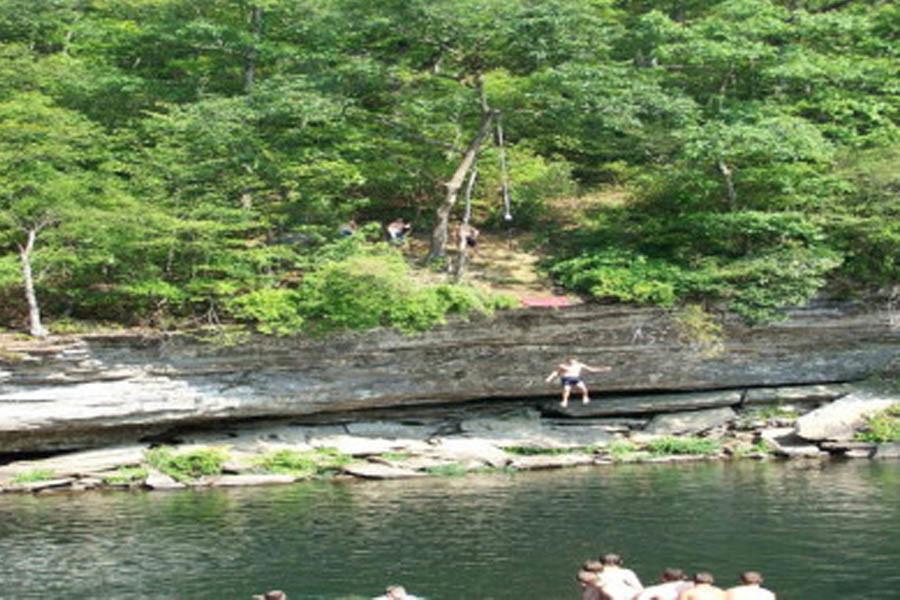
[
  {"xmin": 452, "ymin": 168, "xmax": 478, "ymax": 282},
  {"xmin": 717, "ymin": 159, "xmax": 737, "ymax": 210},
  {"xmin": 243, "ymin": 5, "xmax": 263, "ymax": 92},
  {"xmin": 18, "ymin": 229, "xmax": 48, "ymax": 338},
  {"xmin": 428, "ymin": 110, "xmax": 494, "ymax": 260}
]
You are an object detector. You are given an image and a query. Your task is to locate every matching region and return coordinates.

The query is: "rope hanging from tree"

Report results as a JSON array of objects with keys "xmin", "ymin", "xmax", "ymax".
[{"xmin": 496, "ymin": 112, "xmax": 512, "ymax": 223}]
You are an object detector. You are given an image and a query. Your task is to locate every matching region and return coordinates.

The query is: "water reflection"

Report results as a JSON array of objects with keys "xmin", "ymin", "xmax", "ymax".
[{"xmin": 0, "ymin": 461, "xmax": 898, "ymax": 599}]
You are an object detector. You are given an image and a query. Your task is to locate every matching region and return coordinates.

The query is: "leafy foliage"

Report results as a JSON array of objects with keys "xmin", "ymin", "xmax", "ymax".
[
  {"xmin": 256, "ymin": 448, "xmax": 352, "ymax": 478},
  {"xmin": 0, "ymin": 0, "xmax": 895, "ymax": 333},
  {"xmin": 145, "ymin": 446, "xmax": 229, "ymax": 483},
  {"xmin": 855, "ymin": 405, "xmax": 900, "ymax": 444}
]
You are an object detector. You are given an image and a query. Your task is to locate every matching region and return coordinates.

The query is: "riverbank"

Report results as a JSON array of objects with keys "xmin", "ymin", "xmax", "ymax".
[{"xmin": 1, "ymin": 382, "xmax": 896, "ymax": 494}]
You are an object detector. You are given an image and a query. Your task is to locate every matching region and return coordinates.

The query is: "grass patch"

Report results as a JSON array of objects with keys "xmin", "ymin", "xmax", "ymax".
[
  {"xmin": 502, "ymin": 446, "xmax": 596, "ymax": 456},
  {"xmin": 424, "ymin": 463, "xmax": 469, "ymax": 477},
  {"xmin": 645, "ymin": 436, "xmax": 721, "ymax": 456},
  {"xmin": 145, "ymin": 446, "xmax": 229, "ymax": 483},
  {"xmin": 256, "ymin": 448, "xmax": 352, "ymax": 478},
  {"xmin": 11, "ymin": 469, "xmax": 56, "ymax": 484},
  {"xmin": 102, "ymin": 466, "xmax": 149, "ymax": 485},
  {"xmin": 730, "ymin": 441, "xmax": 771, "ymax": 458},
  {"xmin": 753, "ymin": 405, "xmax": 799, "ymax": 420},
  {"xmin": 855, "ymin": 404, "xmax": 900, "ymax": 443},
  {"xmin": 379, "ymin": 451, "xmax": 413, "ymax": 462},
  {"xmin": 607, "ymin": 440, "xmax": 643, "ymax": 462}
]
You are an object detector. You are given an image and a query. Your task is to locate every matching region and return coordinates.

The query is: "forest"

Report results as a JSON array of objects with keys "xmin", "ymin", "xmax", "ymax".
[{"xmin": 0, "ymin": 0, "xmax": 896, "ymax": 337}]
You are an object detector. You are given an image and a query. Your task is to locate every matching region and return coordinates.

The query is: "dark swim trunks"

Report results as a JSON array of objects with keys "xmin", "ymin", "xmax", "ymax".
[{"xmin": 561, "ymin": 376, "xmax": 582, "ymax": 387}]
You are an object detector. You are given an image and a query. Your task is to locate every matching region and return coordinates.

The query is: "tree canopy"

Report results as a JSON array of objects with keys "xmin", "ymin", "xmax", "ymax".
[{"xmin": 1, "ymin": 0, "xmax": 896, "ymax": 335}]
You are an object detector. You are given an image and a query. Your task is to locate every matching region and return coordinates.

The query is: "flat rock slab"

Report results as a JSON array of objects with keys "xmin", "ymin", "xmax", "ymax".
[
  {"xmin": 307, "ymin": 435, "xmax": 430, "ymax": 456},
  {"xmin": 795, "ymin": 391, "xmax": 897, "ymax": 441},
  {"xmin": 4, "ymin": 478, "xmax": 76, "ymax": 493},
  {"xmin": 509, "ymin": 454, "xmax": 595, "ymax": 470},
  {"xmin": 206, "ymin": 474, "xmax": 297, "ymax": 487},
  {"xmin": 145, "ymin": 471, "xmax": 185, "ymax": 490},
  {"xmin": 744, "ymin": 383, "xmax": 853, "ymax": 405},
  {"xmin": 426, "ymin": 438, "xmax": 510, "ymax": 468},
  {"xmin": 344, "ymin": 421, "xmax": 436, "ymax": 440},
  {"xmin": 760, "ymin": 428, "xmax": 827, "ymax": 458},
  {"xmin": 874, "ymin": 442, "xmax": 900, "ymax": 460},
  {"xmin": 0, "ymin": 445, "xmax": 146, "ymax": 479},
  {"xmin": 343, "ymin": 462, "xmax": 426, "ymax": 479},
  {"xmin": 549, "ymin": 390, "xmax": 742, "ymax": 418},
  {"xmin": 645, "ymin": 407, "xmax": 737, "ymax": 435}
]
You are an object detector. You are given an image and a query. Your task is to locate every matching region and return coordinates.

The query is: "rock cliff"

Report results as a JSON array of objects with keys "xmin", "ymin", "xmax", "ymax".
[{"xmin": 1, "ymin": 299, "xmax": 897, "ymax": 452}]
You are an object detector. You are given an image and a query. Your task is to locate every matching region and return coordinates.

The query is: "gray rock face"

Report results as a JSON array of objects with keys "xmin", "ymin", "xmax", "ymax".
[
  {"xmin": 1, "ymin": 299, "xmax": 897, "ymax": 452},
  {"xmin": 795, "ymin": 391, "xmax": 896, "ymax": 441},
  {"xmin": 645, "ymin": 407, "xmax": 737, "ymax": 435},
  {"xmin": 743, "ymin": 383, "xmax": 852, "ymax": 405}
]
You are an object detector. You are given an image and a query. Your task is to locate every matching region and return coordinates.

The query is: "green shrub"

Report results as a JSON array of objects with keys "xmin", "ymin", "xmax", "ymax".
[
  {"xmin": 607, "ymin": 440, "xmax": 640, "ymax": 462},
  {"xmin": 102, "ymin": 466, "xmax": 149, "ymax": 485},
  {"xmin": 145, "ymin": 446, "xmax": 229, "ymax": 483},
  {"xmin": 298, "ymin": 252, "xmax": 501, "ymax": 334},
  {"xmin": 226, "ymin": 287, "xmax": 304, "ymax": 335},
  {"xmin": 256, "ymin": 448, "xmax": 351, "ymax": 478},
  {"xmin": 855, "ymin": 404, "xmax": 900, "ymax": 443},
  {"xmin": 645, "ymin": 436, "xmax": 721, "ymax": 456},
  {"xmin": 11, "ymin": 469, "xmax": 56, "ymax": 484},
  {"xmin": 502, "ymin": 446, "xmax": 594, "ymax": 456}
]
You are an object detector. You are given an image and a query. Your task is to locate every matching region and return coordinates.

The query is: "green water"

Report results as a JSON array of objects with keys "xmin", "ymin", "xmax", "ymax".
[{"xmin": 1, "ymin": 460, "xmax": 898, "ymax": 599}]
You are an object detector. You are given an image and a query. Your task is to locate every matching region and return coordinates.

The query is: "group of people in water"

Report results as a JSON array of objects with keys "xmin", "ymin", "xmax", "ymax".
[
  {"xmin": 577, "ymin": 554, "xmax": 776, "ymax": 600},
  {"xmin": 252, "ymin": 585, "xmax": 419, "ymax": 599}
]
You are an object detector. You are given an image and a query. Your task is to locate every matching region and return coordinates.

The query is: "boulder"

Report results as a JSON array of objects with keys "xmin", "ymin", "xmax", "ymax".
[
  {"xmin": 144, "ymin": 471, "xmax": 185, "ymax": 490},
  {"xmin": 795, "ymin": 391, "xmax": 897, "ymax": 441},
  {"xmin": 644, "ymin": 407, "xmax": 737, "ymax": 435},
  {"xmin": 342, "ymin": 462, "xmax": 426, "ymax": 479},
  {"xmin": 508, "ymin": 453, "xmax": 595, "ymax": 470},
  {"xmin": 759, "ymin": 428, "xmax": 827, "ymax": 458},
  {"xmin": 426, "ymin": 438, "xmax": 510, "ymax": 468}
]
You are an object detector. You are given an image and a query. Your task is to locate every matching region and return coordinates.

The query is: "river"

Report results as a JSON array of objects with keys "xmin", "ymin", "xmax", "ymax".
[{"xmin": 1, "ymin": 460, "xmax": 898, "ymax": 599}]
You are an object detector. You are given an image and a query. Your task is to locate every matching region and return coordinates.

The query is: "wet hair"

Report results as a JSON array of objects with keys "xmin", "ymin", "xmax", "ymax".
[
  {"xmin": 264, "ymin": 592, "xmax": 287, "ymax": 600},
  {"xmin": 602, "ymin": 553, "xmax": 623, "ymax": 566},
  {"xmin": 694, "ymin": 572, "xmax": 715, "ymax": 585},
  {"xmin": 583, "ymin": 560, "xmax": 604, "ymax": 572},
  {"xmin": 662, "ymin": 568, "xmax": 686, "ymax": 582},
  {"xmin": 386, "ymin": 585, "xmax": 407, "ymax": 599},
  {"xmin": 576, "ymin": 570, "xmax": 598, "ymax": 585},
  {"xmin": 740, "ymin": 571, "xmax": 764, "ymax": 585}
]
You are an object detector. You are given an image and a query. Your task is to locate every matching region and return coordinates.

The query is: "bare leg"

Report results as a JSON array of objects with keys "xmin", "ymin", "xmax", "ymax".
[
  {"xmin": 577, "ymin": 382, "xmax": 590, "ymax": 404},
  {"xmin": 561, "ymin": 384, "xmax": 572, "ymax": 407}
]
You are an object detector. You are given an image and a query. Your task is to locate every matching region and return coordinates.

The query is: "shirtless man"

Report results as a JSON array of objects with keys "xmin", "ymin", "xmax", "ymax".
[
  {"xmin": 725, "ymin": 572, "xmax": 776, "ymax": 600},
  {"xmin": 678, "ymin": 573, "xmax": 726, "ymax": 600},
  {"xmin": 453, "ymin": 223, "xmax": 480, "ymax": 254},
  {"xmin": 596, "ymin": 553, "xmax": 643, "ymax": 600},
  {"xmin": 545, "ymin": 357, "xmax": 612, "ymax": 407},
  {"xmin": 635, "ymin": 568, "xmax": 693, "ymax": 600}
]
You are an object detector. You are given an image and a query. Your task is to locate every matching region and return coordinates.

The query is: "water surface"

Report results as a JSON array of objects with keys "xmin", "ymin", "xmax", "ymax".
[{"xmin": 1, "ymin": 460, "xmax": 898, "ymax": 599}]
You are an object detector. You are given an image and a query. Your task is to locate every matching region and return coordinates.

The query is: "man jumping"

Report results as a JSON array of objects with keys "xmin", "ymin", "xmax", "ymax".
[{"xmin": 546, "ymin": 357, "xmax": 612, "ymax": 407}]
